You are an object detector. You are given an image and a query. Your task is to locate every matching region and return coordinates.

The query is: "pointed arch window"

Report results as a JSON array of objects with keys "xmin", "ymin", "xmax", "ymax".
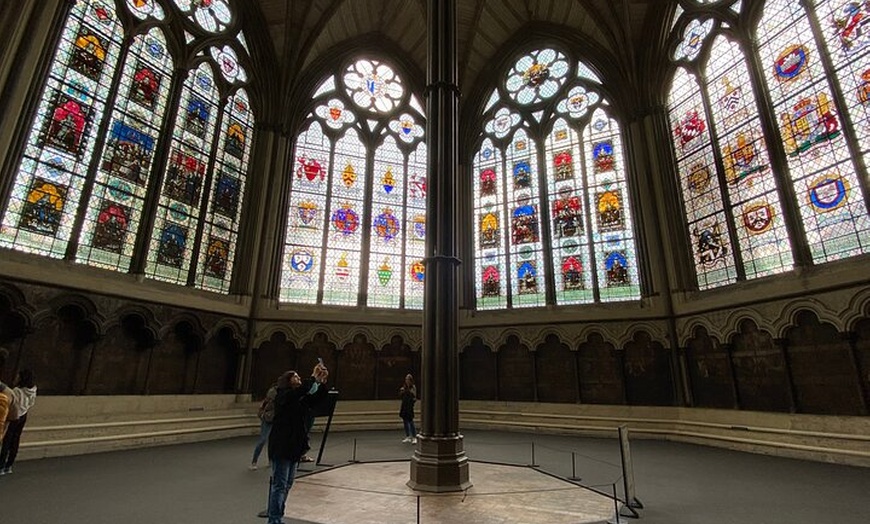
[
  {"xmin": 473, "ymin": 50, "xmax": 642, "ymax": 310},
  {"xmin": 0, "ymin": 0, "xmax": 256, "ymax": 294},
  {"xmin": 666, "ymin": 0, "xmax": 870, "ymax": 290},
  {"xmin": 279, "ymin": 58, "xmax": 427, "ymax": 309}
]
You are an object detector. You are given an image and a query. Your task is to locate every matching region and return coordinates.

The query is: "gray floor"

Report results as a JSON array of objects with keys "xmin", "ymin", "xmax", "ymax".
[{"xmin": 1, "ymin": 429, "xmax": 867, "ymax": 524}]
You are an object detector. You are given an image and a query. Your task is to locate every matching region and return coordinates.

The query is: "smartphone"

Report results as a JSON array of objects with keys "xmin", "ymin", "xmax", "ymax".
[{"xmin": 317, "ymin": 357, "xmax": 324, "ymax": 367}]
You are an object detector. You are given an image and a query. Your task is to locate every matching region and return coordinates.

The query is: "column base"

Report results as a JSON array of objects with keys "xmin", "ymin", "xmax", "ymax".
[{"xmin": 407, "ymin": 434, "xmax": 472, "ymax": 492}]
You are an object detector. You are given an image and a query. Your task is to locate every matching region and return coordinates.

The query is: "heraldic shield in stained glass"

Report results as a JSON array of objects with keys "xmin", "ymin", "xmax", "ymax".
[
  {"xmin": 693, "ymin": 220, "xmax": 728, "ymax": 268},
  {"xmin": 411, "ymin": 214, "xmax": 426, "ymax": 241},
  {"xmin": 164, "ymin": 150, "xmax": 204, "ymax": 205},
  {"xmin": 482, "ymin": 265, "xmax": 500, "ymax": 297},
  {"xmin": 517, "ymin": 260, "xmax": 537, "ymax": 294},
  {"xmin": 39, "ymin": 93, "xmax": 92, "ymax": 158},
  {"xmin": 157, "ymin": 223, "xmax": 186, "ymax": 267},
  {"xmin": 779, "ymin": 93, "xmax": 841, "ymax": 157},
  {"xmin": 224, "ymin": 120, "xmax": 245, "ymax": 160},
  {"xmin": 70, "ymin": 29, "xmax": 108, "ymax": 80},
  {"xmin": 604, "ymin": 251, "xmax": 629, "ymax": 287},
  {"xmin": 377, "ymin": 258, "xmax": 393, "ymax": 285},
  {"xmin": 374, "ymin": 208, "xmax": 400, "ymax": 242},
  {"xmin": 103, "ymin": 120, "xmax": 154, "ymax": 185},
  {"xmin": 561, "ymin": 256, "xmax": 583, "ymax": 291},
  {"xmin": 19, "ymin": 178, "xmax": 68, "ymax": 235},
  {"xmin": 512, "ymin": 204, "xmax": 539, "ymax": 244},
  {"xmin": 742, "ymin": 201, "xmax": 775, "ymax": 236},
  {"xmin": 723, "ymin": 131, "xmax": 768, "ymax": 186},
  {"xmin": 832, "ymin": 2, "xmax": 870, "ymax": 55},
  {"xmin": 480, "ymin": 211, "xmax": 500, "ymax": 249},
  {"xmin": 92, "ymin": 201, "xmax": 130, "ymax": 253},
  {"xmin": 296, "ymin": 156, "xmax": 325, "ymax": 181},
  {"xmin": 553, "ymin": 189, "xmax": 583, "ymax": 238},
  {"xmin": 296, "ymin": 200, "xmax": 318, "ymax": 228},
  {"xmin": 596, "ymin": 190, "xmax": 625, "ymax": 232},
  {"xmin": 212, "ymin": 171, "xmax": 240, "ymax": 218},
  {"xmin": 204, "ymin": 236, "xmax": 229, "ymax": 279},
  {"xmin": 807, "ymin": 174, "xmax": 850, "ymax": 213},
  {"xmin": 331, "ymin": 204, "xmax": 360, "ymax": 236},
  {"xmin": 289, "ymin": 249, "xmax": 315, "ymax": 281},
  {"xmin": 130, "ymin": 63, "xmax": 161, "ymax": 110},
  {"xmin": 409, "ymin": 259, "xmax": 425, "ymax": 283},
  {"xmin": 185, "ymin": 96, "xmax": 209, "ymax": 138},
  {"xmin": 674, "ymin": 109, "xmax": 706, "ymax": 153}
]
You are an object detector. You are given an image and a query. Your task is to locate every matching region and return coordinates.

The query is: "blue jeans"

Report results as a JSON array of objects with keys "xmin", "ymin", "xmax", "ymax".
[
  {"xmin": 252, "ymin": 420, "xmax": 272, "ymax": 464},
  {"xmin": 403, "ymin": 418, "xmax": 417, "ymax": 438},
  {"xmin": 268, "ymin": 459, "xmax": 299, "ymax": 524}
]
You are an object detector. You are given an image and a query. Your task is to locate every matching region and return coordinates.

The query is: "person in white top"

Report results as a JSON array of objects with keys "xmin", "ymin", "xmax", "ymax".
[{"xmin": 0, "ymin": 368, "xmax": 37, "ymax": 475}]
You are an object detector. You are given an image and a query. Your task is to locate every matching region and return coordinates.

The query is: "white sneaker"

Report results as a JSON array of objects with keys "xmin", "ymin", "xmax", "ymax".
[
  {"xmin": 402, "ymin": 437, "xmax": 411, "ymax": 443},
  {"xmin": 411, "ymin": 438, "xmax": 417, "ymax": 444},
  {"xmin": 249, "ymin": 463, "xmax": 258, "ymax": 471}
]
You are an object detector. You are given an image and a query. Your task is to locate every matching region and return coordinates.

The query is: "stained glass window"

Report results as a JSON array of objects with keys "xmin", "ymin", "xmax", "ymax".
[
  {"xmin": 279, "ymin": 61, "xmax": 427, "ymax": 309},
  {"xmin": 193, "ymin": 88, "xmax": 253, "ymax": 292},
  {"xmin": 668, "ymin": 68, "xmax": 738, "ymax": 288},
  {"xmin": 77, "ymin": 28, "xmax": 173, "ymax": 271},
  {"xmin": 705, "ymin": 36, "xmax": 794, "ymax": 279},
  {"xmin": 0, "ymin": 1, "xmax": 123, "ymax": 258},
  {"xmin": 144, "ymin": 62, "xmax": 220, "ymax": 284},
  {"xmin": 666, "ymin": 0, "xmax": 869, "ymax": 290},
  {"xmin": 473, "ymin": 52, "xmax": 640, "ymax": 309},
  {"xmin": 773, "ymin": 0, "xmax": 870, "ymax": 262},
  {"xmin": 1, "ymin": 0, "xmax": 254, "ymax": 294},
  {"xmin": 505, "ymin": 49, "xmax": 569, "ymax": 105},
  {"xmin": 173, "ymin": 0, "xmax": 232, "ymax": 33}
]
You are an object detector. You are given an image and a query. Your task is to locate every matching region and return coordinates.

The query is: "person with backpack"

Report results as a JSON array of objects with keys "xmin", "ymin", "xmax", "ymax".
[{"xmin": 250, "ymin": 381, "xmax": 278, "ymax": 470}]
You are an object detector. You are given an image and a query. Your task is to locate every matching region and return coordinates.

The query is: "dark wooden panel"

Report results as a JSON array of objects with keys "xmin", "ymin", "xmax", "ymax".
[
  {"xmin": 251, "ymin": 334, "xmax": 295, "ymax": 399},
  {"xmin": 854, "ymin": 318, "xmax": 870, "ymax": 411},
  {"xmin": 299, "ymin": 332, "xmax": 335, "ymax": 388},
  {"xmin": 460, "ymin": 338, "xmax": 497, "ymax": 400},
  {"xmin": 623, "ymin": 333, "xmax": 674, "ymax": 406},
  {"xmin": 376, "ymin": 336, "xmax": 417, "ymax": 401},
  {"xmin": 685, "ymin": 329, "xmax": 736, "ymax": 409},
  {"xmin": 785, "ymin": 312, "xmax": 864, "ymax": 415},
  {"xmin": 730, "ymin": 322, "xmax": 792, "ymax": 412},
  {"xmin": 497, "ymin": 336, "xmax": 534, "ymax": 402},
  {"xmin": 22, "ymin": 308, "xmax": 89, "ymax": 395},
  {"xmin": 535, "ymin": 335, "xmax": 577, "ymax": 403},
  {"xmin": 578, "ymin": 334, "xmax": 625, "ymax": 405},
  {"xmin": 85, "ymin": 323, "xmax": 147, "ymax": 395},
  {"xmin": 146, "ymin": 327, "xmax": 191, "ymax": 395},
  {"xmin": 336, "ymin": 337, "xmax": 376, "ymax": 400},
  {"xmin": 194, "ymin": 328, "xmax": 239, "ymax": 394}
]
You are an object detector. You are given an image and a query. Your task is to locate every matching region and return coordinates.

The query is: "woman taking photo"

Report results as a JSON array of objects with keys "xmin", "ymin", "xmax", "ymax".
[{"xmin": 399, "ymin": 374, "xmax": 417, "ymax": 444}]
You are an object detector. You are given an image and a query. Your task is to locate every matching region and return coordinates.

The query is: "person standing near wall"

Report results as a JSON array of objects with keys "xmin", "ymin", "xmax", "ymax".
[
  {"xmin": 0, "ymin": 368, "xmax": 37, "ymax": 475},
  {"xmin": 266, "ymin": 363, "xmax": 328, "ymax": 524},
  {"xmin": 399, "ymin": 373, "xmax": 417, "ymax": 444},
  {"xmin": 250, "ymin": 381, "xmax": 278, "ymax": 470}
]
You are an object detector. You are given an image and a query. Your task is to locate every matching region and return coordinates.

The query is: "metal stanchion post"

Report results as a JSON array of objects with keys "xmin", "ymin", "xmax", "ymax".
[
  {"xmin": 351, "ymin": 438, "xmax": 358, "ymax": 463},
  {"xmin": 608, "ymin": 482, "xmax": 623, "ymax": 524},
  {"xmin": 530, "ymin": 441, "xmax": 538, "ymax": 467},
  {"xmin": 569, "ymin": 451, "xmax": 582, "ymax": 481}
]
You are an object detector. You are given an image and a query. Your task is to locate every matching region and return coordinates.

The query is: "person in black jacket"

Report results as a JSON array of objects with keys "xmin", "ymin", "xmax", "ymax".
[
  {"xmin": 399, "ymin": 373, "xmax": 417, "ymax": 444},
  {"xmin": 266, "ymin": 363, "xmax": 329, "ymax": 524}
]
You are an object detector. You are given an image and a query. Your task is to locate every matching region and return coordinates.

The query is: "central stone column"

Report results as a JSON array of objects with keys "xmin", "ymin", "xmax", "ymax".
[{"xmin": 408, "ymin": 0, "xmax": 470, "ymax": 493}]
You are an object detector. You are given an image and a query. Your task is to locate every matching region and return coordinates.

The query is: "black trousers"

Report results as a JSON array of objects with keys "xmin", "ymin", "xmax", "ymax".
[{"xmin": 1, "ymin": 413, "xmax": 27, "ymax": 469}]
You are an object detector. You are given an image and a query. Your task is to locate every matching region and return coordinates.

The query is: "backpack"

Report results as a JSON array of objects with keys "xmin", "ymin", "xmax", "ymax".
[{"xmin": 258, "ymin": 387, "xmax": 277, "ymax": 423}]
